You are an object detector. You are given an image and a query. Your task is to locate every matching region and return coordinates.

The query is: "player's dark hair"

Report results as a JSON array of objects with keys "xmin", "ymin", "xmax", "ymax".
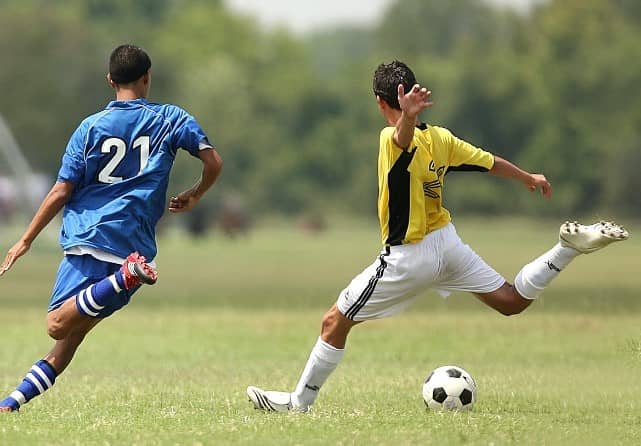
[
  {"xmin": 109, "ymin": 44, "xmax": 152, "ymax": 85},
  {"xmin": 373, "ymin": 61, "xmax": 417, "ymax": 110}
]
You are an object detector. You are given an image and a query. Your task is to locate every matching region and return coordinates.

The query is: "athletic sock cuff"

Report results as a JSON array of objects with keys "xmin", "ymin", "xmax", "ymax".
[
  {"xmin": 76, "ymin": 290, "xmax": 102, "ymax": 317},
  {"xmin": 314, "ymin": 337, "xmax": 345, "ymax": 364},
  {"xmin": 35, "ymin": 359, "xmax": 58, "ymax": 384},
  {"xmin": 514, "ymin": 270, "xmax": 543, "ymax": 300},
  {"xmin": 113, "ymin": 270, "xmax": 126, "ymax": 291}
]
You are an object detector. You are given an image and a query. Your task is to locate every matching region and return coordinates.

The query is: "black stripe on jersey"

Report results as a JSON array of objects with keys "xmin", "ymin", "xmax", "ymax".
[
  {"xmin": 344, "ymin": 250, "xmax": 389, "ymax": 320},
  {"xmin": 385, "ymin": 148, "xmax": 416, "ymax": 246},
  {"xmin": 445, "ymin": 164, "xmax": 490, "ymax": 175}
]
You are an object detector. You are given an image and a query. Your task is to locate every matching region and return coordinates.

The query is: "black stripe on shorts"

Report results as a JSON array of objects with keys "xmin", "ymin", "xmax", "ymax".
[{"xmin": 344, "ymin": 249, "xmax": 390, "ymax": 320}]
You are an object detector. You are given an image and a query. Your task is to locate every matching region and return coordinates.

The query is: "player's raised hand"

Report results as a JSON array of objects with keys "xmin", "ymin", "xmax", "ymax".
[
  {"xmin": 525, "ymin": 173, "xmax": 552, "ymax": 199},
  {"xmin": 0, "ymin": 240, "xmax": 31, "ymax": 277},
  {"xmin": 168, "ymin": 189, "xmax": 200, "ymax": 213},
  {"xmin": 398, "ymin": 83, "xmax": 433, "ymax": 118}
]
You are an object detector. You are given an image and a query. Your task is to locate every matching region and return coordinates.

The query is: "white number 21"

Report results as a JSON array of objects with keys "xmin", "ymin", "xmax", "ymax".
[{"xmin": 98, "ymin": 135, "xmax": 150, "ymax": 184}]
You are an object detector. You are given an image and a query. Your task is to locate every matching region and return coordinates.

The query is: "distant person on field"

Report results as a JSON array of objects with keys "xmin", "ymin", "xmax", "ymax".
[
  {"xmin": 0, "ymin": 44, "xmax": 222, "ymax": 412},
  {"xmin": 246, "ymin": 60, "xmax": 629, "ymax": 412}
]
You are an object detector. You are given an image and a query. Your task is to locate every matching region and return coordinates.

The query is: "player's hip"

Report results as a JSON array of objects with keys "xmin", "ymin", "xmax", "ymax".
[{"xmin": 337, "ymin": 224, "xmax": 504, "ymax": 320}]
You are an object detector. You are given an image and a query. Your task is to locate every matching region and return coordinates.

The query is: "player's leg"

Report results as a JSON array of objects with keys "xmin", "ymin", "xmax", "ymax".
[
  {"xmin": 438, "ymin": 221, "xmax": 628, "ymax": 315},
  {"xmin": 288, "ymin": 304, "xmax": 360, "ymax": 410},
  {"xmin": 0, "ymin": 253, "xmax": 157, "ymax": 412},
  {"xmin": 319, "ymin": 303, "xmax": 360, "ymax": 349},
  {"xmin": 48, "ymin": 252, "xmax": 157, "ymax": 339},
  {"xmin": 512, "ymin": 220, "xmax": 628, "ymax": 301},
  {"xmin": 247, "ymin": 304, "xmax": 360, "ymax": 413},
  {"xmin": 69, "ymin": 252, "xmax": 157, "ymax": 324},
  {"xmin": 44, "ymin": 316, "xmax": 101, "ymax": 374},
  {"xmin": 432, "ymin": 224, "xmax": 518, "ymax": 314},
  {"xmin": 47, "ymin": 287, "xmax": 101, "ymax": 340},
  {"xmin": 248, "ymin": 242, "xmax": 435, "ymax": 412},
  {"xmin": 0, "ymin": 316, "xmax": 100, "ymax": 413},
  {"xmin": 475, "ymin": 282, "xmax": 532, "ymax": 315}
]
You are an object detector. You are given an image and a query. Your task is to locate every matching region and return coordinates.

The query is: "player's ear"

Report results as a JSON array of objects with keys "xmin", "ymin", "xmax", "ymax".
[{"xmin": 106, "ymin": 73, "xmax": 116, "ymax": 89}]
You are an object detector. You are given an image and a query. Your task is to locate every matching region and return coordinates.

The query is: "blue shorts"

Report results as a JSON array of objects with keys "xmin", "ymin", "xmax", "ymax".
[{"xmin": 49, "ymin": 254, "xmax": 139, "ymax": 317}]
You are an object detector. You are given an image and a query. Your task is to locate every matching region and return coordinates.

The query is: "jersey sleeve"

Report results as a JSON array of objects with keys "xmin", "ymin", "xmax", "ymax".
[
  {"xmin": 57, "ymin": 123, "xmax": 87, "ymax": 185},
  {"xmin": 172, "ymin": 110, "xmax": 213, "ymax": 158},
  {"xmin": 440, "ymin": 127, "xmax": 494, "ymax": 172}
]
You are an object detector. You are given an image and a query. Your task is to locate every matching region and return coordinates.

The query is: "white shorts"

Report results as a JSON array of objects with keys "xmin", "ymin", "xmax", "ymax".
[{"xmin": 336, "ymin": 223, "xmax": 506, "ymax": 321}]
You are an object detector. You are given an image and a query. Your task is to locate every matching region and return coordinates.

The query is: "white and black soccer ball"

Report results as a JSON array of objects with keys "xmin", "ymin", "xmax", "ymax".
[{"xmin": 422, "ymin": 365, "xmax": 477, "ymax": 411}]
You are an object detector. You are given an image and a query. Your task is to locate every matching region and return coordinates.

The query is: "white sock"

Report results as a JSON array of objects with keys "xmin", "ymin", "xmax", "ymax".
[
  {"xmin": 514, "ymin": 243, "xmax": 580, "ymax": 299},
  {"xmin": 291, "ymin": 337, "xmax": 344, "ymax": 410}
]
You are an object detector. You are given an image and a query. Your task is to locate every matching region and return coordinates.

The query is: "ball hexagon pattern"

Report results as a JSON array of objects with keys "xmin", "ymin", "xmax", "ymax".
[{"xmin": 422, "ymin": 365, "xmax": 477, "ymax": 411}]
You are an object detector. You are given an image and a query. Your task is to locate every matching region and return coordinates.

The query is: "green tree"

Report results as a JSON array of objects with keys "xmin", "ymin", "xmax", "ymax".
[{"xmin": 0, "ymin": 1, "xmax": 104, "ymax": 173}]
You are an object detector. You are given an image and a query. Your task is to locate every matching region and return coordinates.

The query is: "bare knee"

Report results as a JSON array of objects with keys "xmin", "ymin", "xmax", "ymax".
[
  {"xmin": 321, "ymin": 308, "xmax": 340, "ymax": 336},
  {"xmin": 47, "ymin": 312, "xmax": 72, "ymax": 340},
  {"xmin": 497, "ymin": 284, "xmax": 531, "ymax": 316},
  {"xmin": 47, "ymin": 320, "xmax": 69, "ymax": 340},
  {"xmin": 46, "ymin": 297, "xmax": 98, "ymax": 340},
  {"xmin": 47, "ymin": 320, "xmax": 91, "ymax": 344},
  {"xmin": 476, "ymin": 283, "xmax": 532, "ymax": 317},
  {"xmin": 497, "ymin": 305, "xmax": 525, "ymax": 317},
  {"xmin": 320, "ymin": 305, "xmax": 359, "ymax": 349}
]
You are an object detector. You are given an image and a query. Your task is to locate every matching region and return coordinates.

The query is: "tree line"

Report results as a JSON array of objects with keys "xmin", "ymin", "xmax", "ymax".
[{"xmin": 1, "ymin": 0, "xmax": 639, "ymax": 220}]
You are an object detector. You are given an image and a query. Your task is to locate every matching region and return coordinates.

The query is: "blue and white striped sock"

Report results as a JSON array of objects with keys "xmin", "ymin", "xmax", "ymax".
[
  {"xmin": 0, "ymin": 360, "xmax": 57, "ymax": 411},
  {"xmin": 75, "ymin": 271, "xmax": 126, "ymax": 317}
]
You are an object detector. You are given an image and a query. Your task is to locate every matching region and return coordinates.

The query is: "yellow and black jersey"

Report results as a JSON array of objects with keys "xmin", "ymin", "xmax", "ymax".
[{"xmin": 378, "ymin": 123, "xmax": 494, "ymax": 246}]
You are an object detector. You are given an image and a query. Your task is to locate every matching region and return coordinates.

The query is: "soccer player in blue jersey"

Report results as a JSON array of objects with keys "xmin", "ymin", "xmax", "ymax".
[
  {"xmin": 0, "ymin": 44, "xmax": 222, "ymax": 412},
  {"xmin": 247, "ymin": 60, "xmax": 629, "ymax": 413}
]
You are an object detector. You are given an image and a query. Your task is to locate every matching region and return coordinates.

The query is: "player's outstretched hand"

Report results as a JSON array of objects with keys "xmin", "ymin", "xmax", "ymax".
[
  {"xmin": 0, "ymin": 240, "xmax": 30, "ymax": 277},
  {"xmin": 168, "ymin": 189, "xmax": 200, "ymax": 213},
  {"xmin": 398, "ymin": 83, "xmax": 433, "ymax": 118},
  {"xmin": 525, "ymin": 173, "xmax": 552, "ymax": 199}
]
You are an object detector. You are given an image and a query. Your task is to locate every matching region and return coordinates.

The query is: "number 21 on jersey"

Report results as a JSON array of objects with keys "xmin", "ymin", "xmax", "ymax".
[{"xmin": 98, "ymin": 135, "xmax": 150, "ymax": 184}]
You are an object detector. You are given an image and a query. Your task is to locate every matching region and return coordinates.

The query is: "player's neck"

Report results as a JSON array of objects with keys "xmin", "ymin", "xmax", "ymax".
[
  {"xmin": 386, "ymin": 109, "xmax": 417, "ymax": 127},
  {"xmin": 378, "ymin": 98, "xmax": 418, "ymax": 127},
  {"xmin": 115, "ymin": 92, "xmax": 145, "ymax": 101},
  {"xmin": 114, "ymin": 86, "xmax": 146, "ymax": 102}
]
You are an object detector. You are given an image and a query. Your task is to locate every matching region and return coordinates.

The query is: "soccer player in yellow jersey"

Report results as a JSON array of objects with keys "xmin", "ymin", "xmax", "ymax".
[{"xmin": 247, "ymin": 60, "xmax": 629, "ymax": 412}]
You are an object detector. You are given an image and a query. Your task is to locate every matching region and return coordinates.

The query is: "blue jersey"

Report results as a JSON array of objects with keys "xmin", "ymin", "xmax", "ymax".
[{"xmin": 57, "ymin": 98, "xmax": 212, "ymax": 261}]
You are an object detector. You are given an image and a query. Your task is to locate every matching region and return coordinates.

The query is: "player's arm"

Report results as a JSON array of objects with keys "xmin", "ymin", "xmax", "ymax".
[
  {"xmin": 0, "ymin": 181, "xmax": 74, "ymax": 276},
  {"xmin": 169, "ymin": 148, "xmax": 223, "ymax": 213},
  {"xmin": 489, "ymin": 155, "xmax": 552, "ymax": 199},
  {"xmin": 394, "ymin": 84, "xmax": 433, "ymax": 149}
]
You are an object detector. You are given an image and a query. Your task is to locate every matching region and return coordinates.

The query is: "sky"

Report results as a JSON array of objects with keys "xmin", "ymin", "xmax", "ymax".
[{"xmin": 224, "ymin": 0, "xmax": 543, "ymax": 34}]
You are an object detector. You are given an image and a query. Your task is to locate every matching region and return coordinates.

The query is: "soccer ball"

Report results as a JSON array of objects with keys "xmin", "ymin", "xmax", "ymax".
[{"xmin": 422, "ymin": 365, "xmax": 477, "ymax": 411}]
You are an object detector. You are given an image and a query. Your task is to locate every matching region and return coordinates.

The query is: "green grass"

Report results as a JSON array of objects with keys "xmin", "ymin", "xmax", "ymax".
[{"xmin": 1, "ymin": 217, "xmax": 640, "ymax": 445}]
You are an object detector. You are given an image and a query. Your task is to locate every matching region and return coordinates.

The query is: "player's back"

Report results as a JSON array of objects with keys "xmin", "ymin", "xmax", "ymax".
[{"xmin": 58, "ymin": 98, "xmax": 209, "ymax": 260}]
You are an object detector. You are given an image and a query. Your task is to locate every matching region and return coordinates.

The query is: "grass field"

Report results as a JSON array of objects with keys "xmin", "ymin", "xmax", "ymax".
[{"xmin": 0, "ymin": 217, "xmax": 640, "ymax": 445}]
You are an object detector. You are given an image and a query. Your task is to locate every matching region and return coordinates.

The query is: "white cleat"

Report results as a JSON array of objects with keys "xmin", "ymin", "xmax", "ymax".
[
  {"xmin": 559, "ymin": 220, "xmax": 629, "ymax": 254},
  {"xmin": 246, "ymin": 386, "xmax": 293, "ymax": 413}
]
